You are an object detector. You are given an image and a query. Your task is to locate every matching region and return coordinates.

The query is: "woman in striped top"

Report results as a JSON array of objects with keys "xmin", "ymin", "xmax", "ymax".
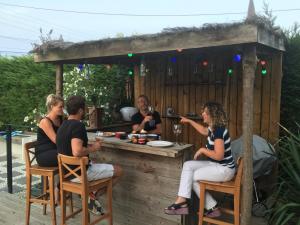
[{"xmin": 165, "ymin": 102, "xmax": 236, "ymax": 217}]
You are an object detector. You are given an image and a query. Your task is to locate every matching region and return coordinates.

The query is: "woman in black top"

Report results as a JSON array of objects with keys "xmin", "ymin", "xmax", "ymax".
[{"xmin": 36, "ymin": 94, "xmax": 64, "ymax": 167}]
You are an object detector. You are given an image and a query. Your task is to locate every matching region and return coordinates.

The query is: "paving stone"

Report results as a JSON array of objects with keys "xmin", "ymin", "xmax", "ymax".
[
  {"xmin": 0, "ymin": 184, "xmax": 24, "ymax": 193},
  {"xmin": 12, "ymin": 162, "xmax": 24, "ymax": 168},
  {"xmin": 0, "ymin": 171, "xmax": 23, "ymax": 178},
  {"xmin": 14, "ymin": 176, "xmax": 40, "ymax": 185}
]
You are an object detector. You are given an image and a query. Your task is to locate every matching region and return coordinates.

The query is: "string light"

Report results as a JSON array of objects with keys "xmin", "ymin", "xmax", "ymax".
[
  {"xmin": 202, "ymin": 60, "xmax": 208, "ymax": 67},
  {"xmin": 233, "ymin": 54, "xmax": 242, "ymax": 62},
  {"xmin": 170, "ymin": 57, "xmax": 177, "ymax": 63},
  {"xmin": 261, "ymin": 68, "xmax": 267, "ymax": 76},
  {"xmin": 227, "ymin": 68, "xmax": 233, "ymax": 76},
  {"xmin": 127, "ymin": 53, "xmax": 134, "ymax": 57},
  {"xmin": 128, "ymin": 68, "xmax": 134, "ymax": 76},
  {"xmin": 259, "ymin": 59, "xmax": 267, "ymax": 76}
]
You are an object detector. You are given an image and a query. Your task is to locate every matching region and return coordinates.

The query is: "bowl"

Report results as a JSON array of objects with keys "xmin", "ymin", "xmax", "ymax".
[{"xmin": 120, "ymin": 107, "xmax": 138, "ymax": 121}]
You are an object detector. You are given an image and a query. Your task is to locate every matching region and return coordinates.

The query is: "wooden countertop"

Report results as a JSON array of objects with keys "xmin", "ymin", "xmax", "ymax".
[{"xmin": 87, "ymin": 132, "xmax": 193, "ymax": 158}]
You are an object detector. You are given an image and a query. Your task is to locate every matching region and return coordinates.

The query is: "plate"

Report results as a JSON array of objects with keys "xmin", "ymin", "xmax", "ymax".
[
  {"xmin": 146, "ymin": 141, "xmax": 173, "ymax": 148},
  {"xmin": 96, "ymin": 131, "xmax": 115, "ymax": 137}
]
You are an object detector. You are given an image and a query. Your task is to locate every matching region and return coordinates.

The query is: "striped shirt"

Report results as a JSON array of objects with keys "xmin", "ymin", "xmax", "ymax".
[{"xmin": 206, "ymin": 126, "xmax": 235, "ymax": 169}]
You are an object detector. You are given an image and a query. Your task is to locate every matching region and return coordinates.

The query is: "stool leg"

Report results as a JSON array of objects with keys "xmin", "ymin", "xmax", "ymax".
[
  {"xmin": 49, "ymin": 175, "xmax": 57, "ymax": 225},
  {"xmin": 61, "ymin": 189, "xmax": 66, "ymax": 225},
  {"xmin": 107, "ymin": 180, "xmax": 113, "ymax": 225},
  {"xmin": 25, "ymin": 174, "xmax": 32, "ymax": 225},
  {"xmin": 82, "ymin": 192, "xmax": 89, "ymax": 225},
  {"xmin": 234, "ymin": 192, "xmax": 240, "ymax": 225},
  {"xmin": 198, "ymin": 183, "xmax": 205, "ymax": 225},
  {"xmin": 42, "ymin": 176, "xmax": 48, "ymax": 215},
  {"xmin": 68, "ymin": 192, "xmax": 74, "ymax": 215}
]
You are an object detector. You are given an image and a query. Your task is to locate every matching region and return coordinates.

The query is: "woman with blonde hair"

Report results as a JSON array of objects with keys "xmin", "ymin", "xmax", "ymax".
[
  {"xmin": 165, "ymin": 102, "xmax": 235, "ymax": 218},
  {"xmin": 36, "ymin": 94, "xmax": 64, "ymax": 167}
]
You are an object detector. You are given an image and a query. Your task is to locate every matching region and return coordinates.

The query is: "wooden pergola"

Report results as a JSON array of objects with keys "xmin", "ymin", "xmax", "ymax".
[{"xmin": 33, "ymin": 16, "xmax": 284, "ymax": 225}]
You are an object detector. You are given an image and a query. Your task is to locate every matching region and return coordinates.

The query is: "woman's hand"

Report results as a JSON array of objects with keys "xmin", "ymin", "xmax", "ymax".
[
  {"xmin": 193, "ymin": 148, "xmax": 204, "ymax": 160},
  {"xmin": 180, "ymin": 116, "xmax": 191, "ymax": 124}
]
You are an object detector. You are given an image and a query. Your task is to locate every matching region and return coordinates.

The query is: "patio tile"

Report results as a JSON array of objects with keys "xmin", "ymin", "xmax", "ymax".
[{"xmin": 0, "ymin": 171, "xmax": 23, "ymax": 178}]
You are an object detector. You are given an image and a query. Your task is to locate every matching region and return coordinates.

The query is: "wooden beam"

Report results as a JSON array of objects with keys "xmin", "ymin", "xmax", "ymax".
[
  {"xmin": 34, "ymin": 24, "xmax": 260, "ymax": 63},
  {"xmin": 56, "ymin": 64, "xmax": 63, "ymax": 97},
  {"xmin": 241, "ymin": 44, "xmax": 256, "ymax": 225},
  {"xmin": 269, "ymin": 52, "xmax": 283, "ymax": 144}
]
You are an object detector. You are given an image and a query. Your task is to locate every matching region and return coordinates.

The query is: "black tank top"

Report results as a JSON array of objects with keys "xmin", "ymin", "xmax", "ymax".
[{"xmin": 36, "ymin": 117, "xmax": 60, "ymax": 155}]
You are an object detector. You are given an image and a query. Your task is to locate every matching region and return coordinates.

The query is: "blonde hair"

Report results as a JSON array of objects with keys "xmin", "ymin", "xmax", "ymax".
[
  {"xmin": 46, "ymin": 94, "xmax": 64, "ymax": 112},
  {"xmin": 202, "ymin": 102, "xmax": 228, "ymax": 130}
]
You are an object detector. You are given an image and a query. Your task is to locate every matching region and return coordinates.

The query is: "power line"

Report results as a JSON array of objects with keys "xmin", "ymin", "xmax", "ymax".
[
  {"xmin": 0, "ymin": 8, "xmax": 92, "ymax": 41},
  {"xmin": 0, "ymin": 50, "xmax": 28, "ymax": 54},
  {"xmin": 0, "ymin": 2, "xmax": 300, "ymax": 17},
  {"xmin": 0, "ymin": 34, "xmax": 34, "ymax": 42}
]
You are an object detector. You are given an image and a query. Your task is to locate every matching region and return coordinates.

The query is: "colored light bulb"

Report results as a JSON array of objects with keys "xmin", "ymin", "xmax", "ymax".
[
  {"xmin": 234, "ymin": 54, "xmax": 242, "ymax": 62},
  {"xmin": 261, "ymin": 69, "xmax": 267, "ymax": 75},
  {"xmin": 128, "ymin": 53, "xmax": 134, "ymax": 57},
  {"xmin": 170, "ymin": 57, "xmax": 177, "ymax": 63},
  {"xmin": 228, "ymin": 68, "xmax": 233, "ymax": 76},
  {"xmin": 128, "ymin": 69, "xmax": 134, "ymax": 76},
  {"xmin": 260, "ymin": 60, "xmax": 266, "ymax": 66},
  {"xmin": 202, "ymin": 60, "xmax": 208, "ymax": 67}
]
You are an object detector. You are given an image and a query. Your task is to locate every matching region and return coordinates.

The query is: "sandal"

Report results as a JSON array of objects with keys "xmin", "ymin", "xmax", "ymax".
[
  {"xmin": 204, "ymin": 206, "xmax": 221, "ymax": 218},
  {"xmin": 164, "ymin": 201, "xmax": 189, "ymax": 215}
]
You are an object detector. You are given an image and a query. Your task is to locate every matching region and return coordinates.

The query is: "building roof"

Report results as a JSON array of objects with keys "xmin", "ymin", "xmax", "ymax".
[{"xmin": 33, "ymin": 19, "xmax": 285, "ymax": 64}]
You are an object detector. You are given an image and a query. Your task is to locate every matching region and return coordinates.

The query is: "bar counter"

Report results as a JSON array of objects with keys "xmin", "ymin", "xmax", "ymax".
[{"xmin": 87, "ymin": 133, "xmax": 194, "ymax": 225}]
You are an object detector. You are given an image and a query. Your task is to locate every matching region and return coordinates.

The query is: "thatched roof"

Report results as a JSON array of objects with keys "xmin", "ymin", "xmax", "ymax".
[{"xmin": 33, "ymin": 18, "xmax": 285, "ymax": 64}]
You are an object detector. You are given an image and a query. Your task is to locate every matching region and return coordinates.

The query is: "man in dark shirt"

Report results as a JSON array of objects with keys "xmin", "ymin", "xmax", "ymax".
[
  {"xmin": 56, "ymin": 95, "xmax": 122, "ymax": 215},
  {"xmin": 131, "ymin": 95, "xmax": 162, "ymax": 134}
]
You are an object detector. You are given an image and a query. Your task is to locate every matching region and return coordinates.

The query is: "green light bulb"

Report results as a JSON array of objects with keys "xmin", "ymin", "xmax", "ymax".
[
  {"xmin": 128, "ymin": 53, "xmax": 133, "ymax": 57},
  {"xmin": 228, "ymin": 68, "xmax": 233, "ymax": 76},
  {"xmin": 128, "ymin": 69, "xmax": 133, "ymax": 76},
  {"xmin": 261, "ymin": 69, "xmax": 267, "ymax": 75}
]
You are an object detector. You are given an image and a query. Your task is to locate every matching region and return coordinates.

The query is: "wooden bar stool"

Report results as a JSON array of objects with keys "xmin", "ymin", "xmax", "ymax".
[
  {"xmin": 58, "ymin": 154, "xmax": 113, "ymax": 225},
  {"xmin": 24, "ymin": 141, "xmax": 58, "ymax": 225},
  {"xmin": 198, "ymin": 158, "xmax": 244, "ymax": 225}
]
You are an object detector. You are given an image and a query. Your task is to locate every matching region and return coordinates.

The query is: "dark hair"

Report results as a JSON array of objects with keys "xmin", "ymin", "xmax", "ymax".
[
  {"xmin": 66, "ymin": 95, "xmax": 85, "ymax": 115},
  {"xmin": 202, "ymin": 101, "xmax": 227, "ymax": 129},
  {"xmin": 138, "ymin": 94, "xmax": 149, "ymax": 104}
]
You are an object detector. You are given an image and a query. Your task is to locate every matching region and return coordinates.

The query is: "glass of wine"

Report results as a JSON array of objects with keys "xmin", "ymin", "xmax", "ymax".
[
  {"xmin": 148, "ymin": 106, "xmax": 155, "ymax": 127},
  {"xmin": 172, "ymin": 123, "xmax": 182, "ymax": 146},
  {"xmin": 148, "ymin": 105, "xmax": 154, "ymax": 115}
]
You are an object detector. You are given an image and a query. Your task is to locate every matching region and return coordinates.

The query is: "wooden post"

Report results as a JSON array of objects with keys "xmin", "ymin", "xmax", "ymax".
[
  {"xmin": 241, "ymin": 44, "xmax": 256, "ymax": 225},
  {"xmin": 134, "ymin": 65, "xmax": 140, "ymax": 107},
  {"xmin": 56, "ymin": 64, "xmax": 63, "ymax": 97}
]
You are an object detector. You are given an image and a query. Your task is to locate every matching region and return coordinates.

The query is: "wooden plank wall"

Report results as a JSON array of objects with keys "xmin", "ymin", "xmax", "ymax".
[{"xmin": 134, "ymin": 49, "xmax": 282, "ymax": 149}]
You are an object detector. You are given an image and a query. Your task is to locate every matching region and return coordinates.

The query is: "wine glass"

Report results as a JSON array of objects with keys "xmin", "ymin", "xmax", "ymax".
[
  {"xmin": 147, "ymin": 106, "xmax": 155, "ymax": 127},
  {"xmin": 172, "ymin": 124, "xmax": 182, "ymax": 146},
  {"xmin": 148, "ymin": 105, "xmax": 154, "ymax": 115}
]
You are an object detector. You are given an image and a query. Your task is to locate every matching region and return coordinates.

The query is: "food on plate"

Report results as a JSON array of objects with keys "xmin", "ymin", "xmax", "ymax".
[
  {"xmin": 96, "ymin": 131, "xmax": 115, "ymax": 137},
  {"xmin": 131, "ymin": 135, "xmax": 138, "ymax": 144},
  {"xmin": 140, "ymin": 129, "xmax": 147, "ymax": 134}
]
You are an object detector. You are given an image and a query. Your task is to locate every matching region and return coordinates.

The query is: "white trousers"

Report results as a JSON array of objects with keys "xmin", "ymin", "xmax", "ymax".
[
  {"xmin": 72, "ymin": 162, "xmax": 114, "ymax": 183},
  {"xmin": 178, "ymin": 160, "xmax": 235, "ymax": 209}
]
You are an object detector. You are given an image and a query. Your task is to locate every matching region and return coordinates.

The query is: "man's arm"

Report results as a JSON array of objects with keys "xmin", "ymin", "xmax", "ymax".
[{"xmin": 71, "ymin": 138, "xmax": 101, "ymax": 157}]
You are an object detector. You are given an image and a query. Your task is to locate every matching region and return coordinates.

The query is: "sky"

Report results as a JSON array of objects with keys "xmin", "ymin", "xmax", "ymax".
[{"xmin": 0, "ymin": 0, "xmax": 300, "ymax": 56}]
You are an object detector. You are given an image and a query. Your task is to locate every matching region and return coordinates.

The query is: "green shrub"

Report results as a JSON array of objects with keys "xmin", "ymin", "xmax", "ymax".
[
  {"xmin": 269, "ymin": 125, "xmax": 300, "ymax": 225},
  {"xmin": 0, "ymin": 56, "xmax": 55, "ymax": 128}
]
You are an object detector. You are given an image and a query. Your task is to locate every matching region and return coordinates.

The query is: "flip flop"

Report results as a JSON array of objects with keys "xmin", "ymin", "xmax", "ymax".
[{"xmin": 164, "ymin": 202, "xmax": 189, "ymax": 215}]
